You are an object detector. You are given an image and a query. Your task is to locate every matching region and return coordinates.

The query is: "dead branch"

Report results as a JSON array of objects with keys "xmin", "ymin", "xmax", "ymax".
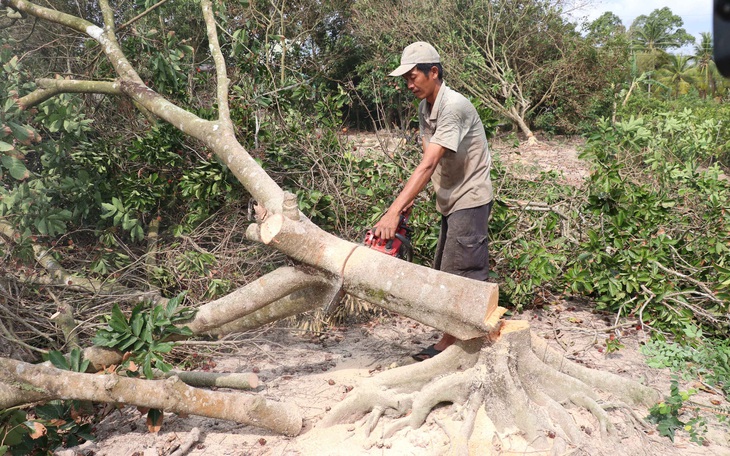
[
  {"xmin": 0, "ymin": 220, "xmax": 164, "ymax": 304},
  {"xmin": 169, "ymin": 427, "xmax": 200, "ymax": 456},
  {"xmin": 156, "ymin": 370, "xmax": 259, "ymax": 390}
]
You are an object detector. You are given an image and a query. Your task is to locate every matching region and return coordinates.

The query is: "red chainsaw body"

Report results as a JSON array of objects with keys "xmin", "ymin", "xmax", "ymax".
[
  {"xmin": 363, "ymin": 213, "xmax": 413, "ymax": 260},
  {"xmin": 363, "ymin": 230, "xmax": 406, "ymax": 256}
]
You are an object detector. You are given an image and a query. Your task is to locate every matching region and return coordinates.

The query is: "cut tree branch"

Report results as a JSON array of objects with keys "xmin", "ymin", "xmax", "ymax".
[
  {"xmin": 0, "ymin": 357, "xmax": 301, "ymax": 436},
  {"xmin": 17, "ymin": 78, "xmax": 121, "ymax": 109},
  {"xmin": 0, "ymin": 220, "xmax": 164, "ymax": 303},
  {"xmin": 186, "ymin": 266, "xmax": 333, "ymax": 334}
]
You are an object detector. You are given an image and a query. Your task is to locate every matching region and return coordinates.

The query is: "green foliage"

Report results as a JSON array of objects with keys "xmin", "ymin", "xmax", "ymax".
[
  {"xmin": 3, "ymin": 401, "xmax": 95, "ymax": 456},
  {"xmin": 100, "ymin": 197, "xmax": 144, "ymax": 242},
  {"xmin": 630, "ymin": 7, "xmax": 695, "ymax": 52},
  {"xmin": 0, "ymin": 350, "xmax": 95, "ymax": 455},
  {"xmin": 616, "ymin": 97, "xmax": 730, "ymax": 165},
  {"xmin": 0, "ymin": 410, "xmax": 29, "ymax": 455},
  {"xmin": 92, "ymin": 293, "xmax": 194, "ymax": 379},
  {"xmin": 47, "ymin": 348, "xmax": 90, "ymax": 374},
  {"xmin": 642, "ymin": 336, "xmax": 730, "ymax": 396},
  {"xmin": 0, "ymin": 51, "xmax": 81, "ymax": 239},
  {"xmin": 487, "ymin": 160, "xmax": 576, "ymax": 310},
  {"xmin": 0, "ymin": 55, "xmax": 35, "ymax": 182},
  {"xmin": 567, "ymin": 114, "xmax": 730, "ymax": 335},
  {"xmin": 604, "ymin": 334, "xmax": 625, "ymax": 353},
  {"xmin": 647, "ymin": 376, "xmax": 706, "ymax": 443}
]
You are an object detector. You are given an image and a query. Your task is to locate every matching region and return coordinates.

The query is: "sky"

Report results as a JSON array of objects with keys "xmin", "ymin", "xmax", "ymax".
[{"xmin": 569, "ymin": 0, "xmax": 713, "ymax": 53}]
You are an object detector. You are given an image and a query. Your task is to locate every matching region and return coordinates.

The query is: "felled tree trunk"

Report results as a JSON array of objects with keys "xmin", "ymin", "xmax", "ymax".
[
  {"xmin": 247, "ymin": 214, "xmax": 500, "ymax": 340},
  {"xmin": 0, "ymin": 357, "xmax": 300, "ymax": 436}
]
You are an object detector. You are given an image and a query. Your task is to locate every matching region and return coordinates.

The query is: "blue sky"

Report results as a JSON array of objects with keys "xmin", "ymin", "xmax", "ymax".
[{"xmin": 569, "ymin": 0, "xmax": 713, "ymax": 53}]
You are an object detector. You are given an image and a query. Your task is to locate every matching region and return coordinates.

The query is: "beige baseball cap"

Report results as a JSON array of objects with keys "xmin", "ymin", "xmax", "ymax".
[{"xmin": 389, "ymin": 42, "xmax": 440, "ymax": 77}]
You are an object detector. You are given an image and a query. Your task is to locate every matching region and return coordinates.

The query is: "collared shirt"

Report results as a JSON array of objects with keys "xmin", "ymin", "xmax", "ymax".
[{"xmin": 418, "ymin": 84, "xmax": 493, "ymax": 216}]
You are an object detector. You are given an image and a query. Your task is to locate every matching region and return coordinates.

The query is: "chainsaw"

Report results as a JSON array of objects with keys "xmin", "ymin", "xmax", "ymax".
[{"xmin": 363, "ymin": 211, "xmax": 414, "ymax": 262}]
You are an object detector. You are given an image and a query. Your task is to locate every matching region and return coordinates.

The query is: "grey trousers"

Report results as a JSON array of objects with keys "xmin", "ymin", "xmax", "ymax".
[{"xmin": 433, "ymin": 201, "xmax": 493, "ymax": 281}]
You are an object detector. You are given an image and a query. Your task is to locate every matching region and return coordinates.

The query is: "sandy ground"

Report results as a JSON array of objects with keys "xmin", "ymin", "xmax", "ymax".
[
  {"xmin": 58, "ymin": 136, "xmax": 730, "ymax": 456},
  {"xmin": 72, "ymin": 306, "xmax": 730, "ymax": 456}
]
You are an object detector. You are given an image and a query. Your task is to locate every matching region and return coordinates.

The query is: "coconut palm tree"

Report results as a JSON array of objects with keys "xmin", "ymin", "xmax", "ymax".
[
  {"xmin": 656, "ymin": 54, "xmax": 697, "ymax": 98},
  {"xmin": 692, "ymin": 32, "xmax": 717, "ymax": 99}
]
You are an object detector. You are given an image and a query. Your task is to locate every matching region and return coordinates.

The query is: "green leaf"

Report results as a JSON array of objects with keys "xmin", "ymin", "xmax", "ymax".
[
  {"xmin": 108, "ymin": 304, "xmax": 130, "ymax": 332},
  {"xmin": 131, "ymin": 313, "xmax": 144, "ymax": 337},
  {"xmin": 0, "ymin": 155, "xmax": 29, "ymax": 180},
  {"xmin": 143, "ymin": 356, "xmax": 154, "ymax": 379},
  {"xmin": 92, "ymin": 332, "xmax": 113, "ymax": 347},
  {"xmin": 7, "ymin": 121, "xmax": 30, "ymax": 142},
  {"xmin": 152, "ymin": 342, "xmax": 174, "ymax": 353},
  {"xmin": 118, "ymin": 335, "xmax": 139, "ymax": 351},
  {"xmin": 100, "ymin": 202, "xmax": 117, "ymax": 219},
  {"xmin": 48, "ymin": 350, "xmax": 69, "ymax": 370},
  {"xmin": 69, "ymin": 348, "xmax": 83, "ymax": 372},
  {"xmin": 133, "ymin": 339, "xmax": 146, "ymax": 351},
  {"xmin": 131, "ymin": 224, "xmax": 144, "ymax": 241},
  {"xmin": 165, "ymin": 296, "xmax": 180, "ymax": 316},
  {"xmin": 0, "ymin": 141, "xmax": 13, "ymax": 152}
]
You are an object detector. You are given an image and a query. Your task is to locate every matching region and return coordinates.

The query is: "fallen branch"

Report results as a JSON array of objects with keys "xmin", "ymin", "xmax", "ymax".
[
  {"xmin": 156, "ymin": 370, "xmax": 259, "ymax": 390},
  {"xmin": 0, "ymin": 220, "xmax": 164, "ymax": 304},
  {"xmin": 169, "ymin": 427, "xmax": 201, "ymax": 456},
  {"xmin": 185, "ymin": 266, "xmax": 333, "ymax": 334},
  {"xmin": 0, "ymin": 356, "xmax": 301, "ymax": 436},
  {"xmin": 652, "ymin": 260, "xmax": 723, "ymax": 304}
]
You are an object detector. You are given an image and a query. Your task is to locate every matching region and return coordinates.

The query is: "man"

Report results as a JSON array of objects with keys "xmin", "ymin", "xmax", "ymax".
[{"xmin": 373, "ymin": 41, "xmax": 494, "ymax": 361}]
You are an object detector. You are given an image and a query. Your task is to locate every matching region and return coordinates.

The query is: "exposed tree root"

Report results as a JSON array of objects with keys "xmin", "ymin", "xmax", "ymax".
[{"xmin": 322, "ymin": 318, "xmax": 660, "ymax": 452}]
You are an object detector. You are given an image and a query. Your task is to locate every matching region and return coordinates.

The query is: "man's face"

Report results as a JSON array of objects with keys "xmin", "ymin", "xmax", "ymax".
[{"xmin": 402, "ymin": 66, "xmax": 438, "ymax": 101}]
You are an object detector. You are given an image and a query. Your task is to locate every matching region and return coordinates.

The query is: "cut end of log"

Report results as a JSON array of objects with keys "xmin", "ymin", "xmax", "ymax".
[
  {"xmin": 484, "ymin": 305, "xmax": 507, "ymax": 330},
  {"xmin": 83, "ymin": 346, "xmax": 123, "ymax": 372},
  {"xmin": 500, "ymin": 319, "xmax": 530, "ymax": 334},
  {"xmin": 477, "ymin": 283, "xmax": 500, "ymax": 330}
]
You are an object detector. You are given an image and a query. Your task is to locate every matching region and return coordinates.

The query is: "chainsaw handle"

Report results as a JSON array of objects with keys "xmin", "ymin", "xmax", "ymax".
[{"xmin": 394, "ymin": 233, "xmax": 413, "ymax": 262}]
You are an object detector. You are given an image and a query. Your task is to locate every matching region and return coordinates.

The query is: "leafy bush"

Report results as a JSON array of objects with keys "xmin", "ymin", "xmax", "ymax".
[
  {"xmin": 565, "ymin": 116, "xmax": 730, "ymax": 335},
  {"xmin": 642, "ymin": 333, "xmax": 729, "ymax": 396},
  {"xmin": 488, "ymin": 161, "xmax": 577, "ymax": 310},
  {"xmin": 92, "ymin": 293, "xmax": 194, "ymax": 379},
  {"xmin": 0, "ymin": 349, "xmax": 95, "ymax": 456},
  {"xmin": 647, "ymin": 376, "xmax": 706, "ymax": 444}
]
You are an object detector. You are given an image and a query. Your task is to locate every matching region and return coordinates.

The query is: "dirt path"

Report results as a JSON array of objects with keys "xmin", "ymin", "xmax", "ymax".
[
  {"xmin": 62, "ymin": 137, "xmax": 730, "ymax": 456},
  {"xmin": 490, "ymin": 135, "xmax": 590, "ymax": 187}
]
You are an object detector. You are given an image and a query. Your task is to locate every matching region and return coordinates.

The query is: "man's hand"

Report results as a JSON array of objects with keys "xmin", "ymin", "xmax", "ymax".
[{"xmin": 373, "ymin": 210, "xmax": 401, "ymax": 240}]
